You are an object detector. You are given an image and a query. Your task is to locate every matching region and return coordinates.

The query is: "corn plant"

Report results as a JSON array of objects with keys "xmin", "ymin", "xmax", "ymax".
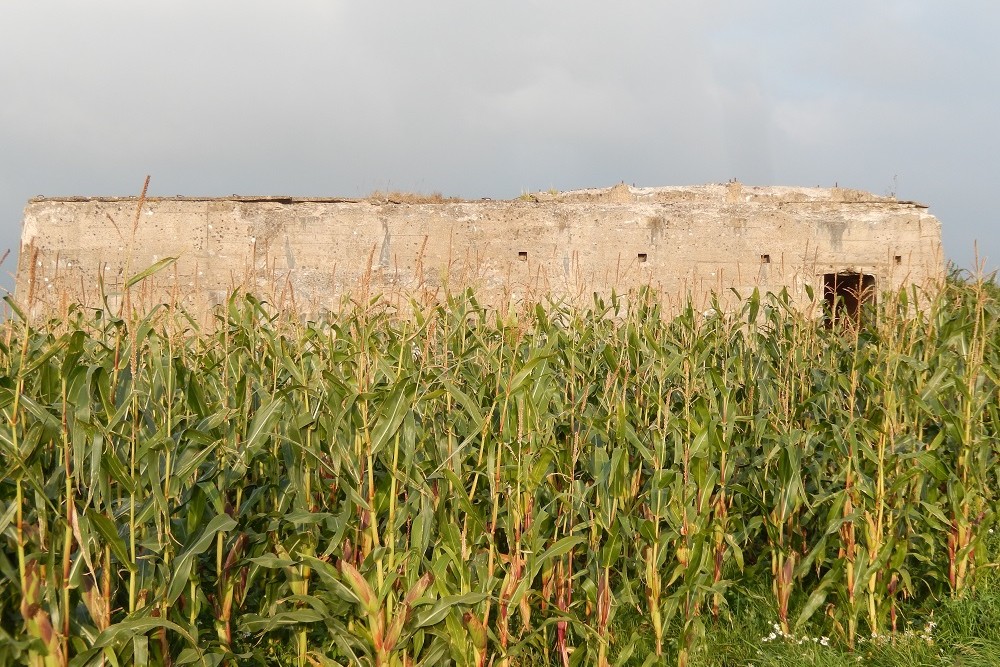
[{"xmin": 0, "ymin": 274, "xmax": 997, "ymax": 666}]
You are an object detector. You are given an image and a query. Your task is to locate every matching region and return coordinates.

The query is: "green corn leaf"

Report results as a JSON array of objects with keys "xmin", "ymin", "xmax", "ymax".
[
  {"xmin": 795, "ymin": 576, "xmax": 833, "ymax": 631},
  {"xmin": 87, "ymin": 511, "xmax": 135, "ymax": 573},
  {"xmin": 238, "ymin": 609, "xmax": 325, "ymax": 633},
  {"xmin": 244, "ymin": 392, "xmax": 285, "ymax": 452},
  {"xmin": 248, "ymin": 554, "xmax": 297, "ymax": 568},
  {"xmin": 90, "ymin": 616, "xmax": 200, "ymax": 655},
  {"xmin": 370, "ymin": 378, "xmax": 417, "ymax": 457},
  {"xmin": 414, "ymin": 593, "xmax": 488, "ymax": 628},
  {"xmin": 166, "ymin": 514, "xmax": 237, "ymax": 605},
  {"xmin": 125, "ymin": 257, "xmax": 178, "ymax": 289}
]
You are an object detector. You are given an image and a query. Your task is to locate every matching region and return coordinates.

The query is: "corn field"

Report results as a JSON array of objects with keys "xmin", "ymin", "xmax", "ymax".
[{"xmin": 1, "ymin": 279, "xmax": 998, "ymax": 666}]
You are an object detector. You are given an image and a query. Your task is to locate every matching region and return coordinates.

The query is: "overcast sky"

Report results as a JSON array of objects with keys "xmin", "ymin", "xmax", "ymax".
[{"xmin": 2, "ymin": 2, "xmax": 998, "ymax": 294}]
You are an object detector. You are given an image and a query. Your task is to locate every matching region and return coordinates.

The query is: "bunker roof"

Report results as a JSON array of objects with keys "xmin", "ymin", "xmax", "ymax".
[{"xmin": 27, "ymin": 183, "xmax": 928, "ymax": 208}]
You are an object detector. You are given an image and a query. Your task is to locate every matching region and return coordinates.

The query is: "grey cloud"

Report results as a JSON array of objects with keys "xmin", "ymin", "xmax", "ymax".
[{"xmin": 0, "ymin": 1, "xmax": 997, "ymax": 296}]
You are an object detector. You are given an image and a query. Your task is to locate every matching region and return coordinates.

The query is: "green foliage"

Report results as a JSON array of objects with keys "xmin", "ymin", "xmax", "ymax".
[{"xmin": 0, "ymin": 278, "xmax": 998, "ymax": 666}]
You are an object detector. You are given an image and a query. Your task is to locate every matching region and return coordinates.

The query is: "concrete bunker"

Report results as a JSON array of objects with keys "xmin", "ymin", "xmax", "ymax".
[{"xmin": 13, "ymin": 183, "xmax": 944, "ymax": 322}]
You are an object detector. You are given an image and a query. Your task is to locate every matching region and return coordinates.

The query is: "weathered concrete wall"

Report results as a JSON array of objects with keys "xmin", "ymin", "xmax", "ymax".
[{"xmin": 14, "ymin": 183, "xmax": 944, "ymax": 321}]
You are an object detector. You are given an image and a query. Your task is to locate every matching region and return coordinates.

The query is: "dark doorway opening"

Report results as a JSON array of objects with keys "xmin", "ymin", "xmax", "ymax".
[{"xmin": 823, "ymin": 272, "xmax": 875, "ymax": 326}]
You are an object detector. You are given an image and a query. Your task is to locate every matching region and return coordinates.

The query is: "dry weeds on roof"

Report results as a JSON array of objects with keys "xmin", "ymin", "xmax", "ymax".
[{"xmin": 366, "ymin": 190, "xmax": 462, "ymax": 204}]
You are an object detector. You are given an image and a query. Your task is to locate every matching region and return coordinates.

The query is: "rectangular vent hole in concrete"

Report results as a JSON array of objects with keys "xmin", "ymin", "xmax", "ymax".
[
  {"xmin": 637, "ymin": 253, "xmax": 648, "ymax": 263},
  {"xmin": 761, "ymin": 254, "xmax": 771, "ymax": 264},
  {"xmin": 894, "ymin": 255, "xmax": 902, "ymax": 265},
  {"xmin": 518, "ymin": 251, "xmax": 528, "ymax": 261}
]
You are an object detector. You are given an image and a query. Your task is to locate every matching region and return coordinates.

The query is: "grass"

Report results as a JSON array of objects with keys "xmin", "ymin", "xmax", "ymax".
[
  {"xmin": 701, "ymin": 585, "xmax": 1000, "ymax": 666},
  {"xmin": 611, "ymin": 578, "xmax": 1000, "ymax": 666},
  {"xmin": 609, "ymin": 533, "xmax": 1000, "ymax": 665}
]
